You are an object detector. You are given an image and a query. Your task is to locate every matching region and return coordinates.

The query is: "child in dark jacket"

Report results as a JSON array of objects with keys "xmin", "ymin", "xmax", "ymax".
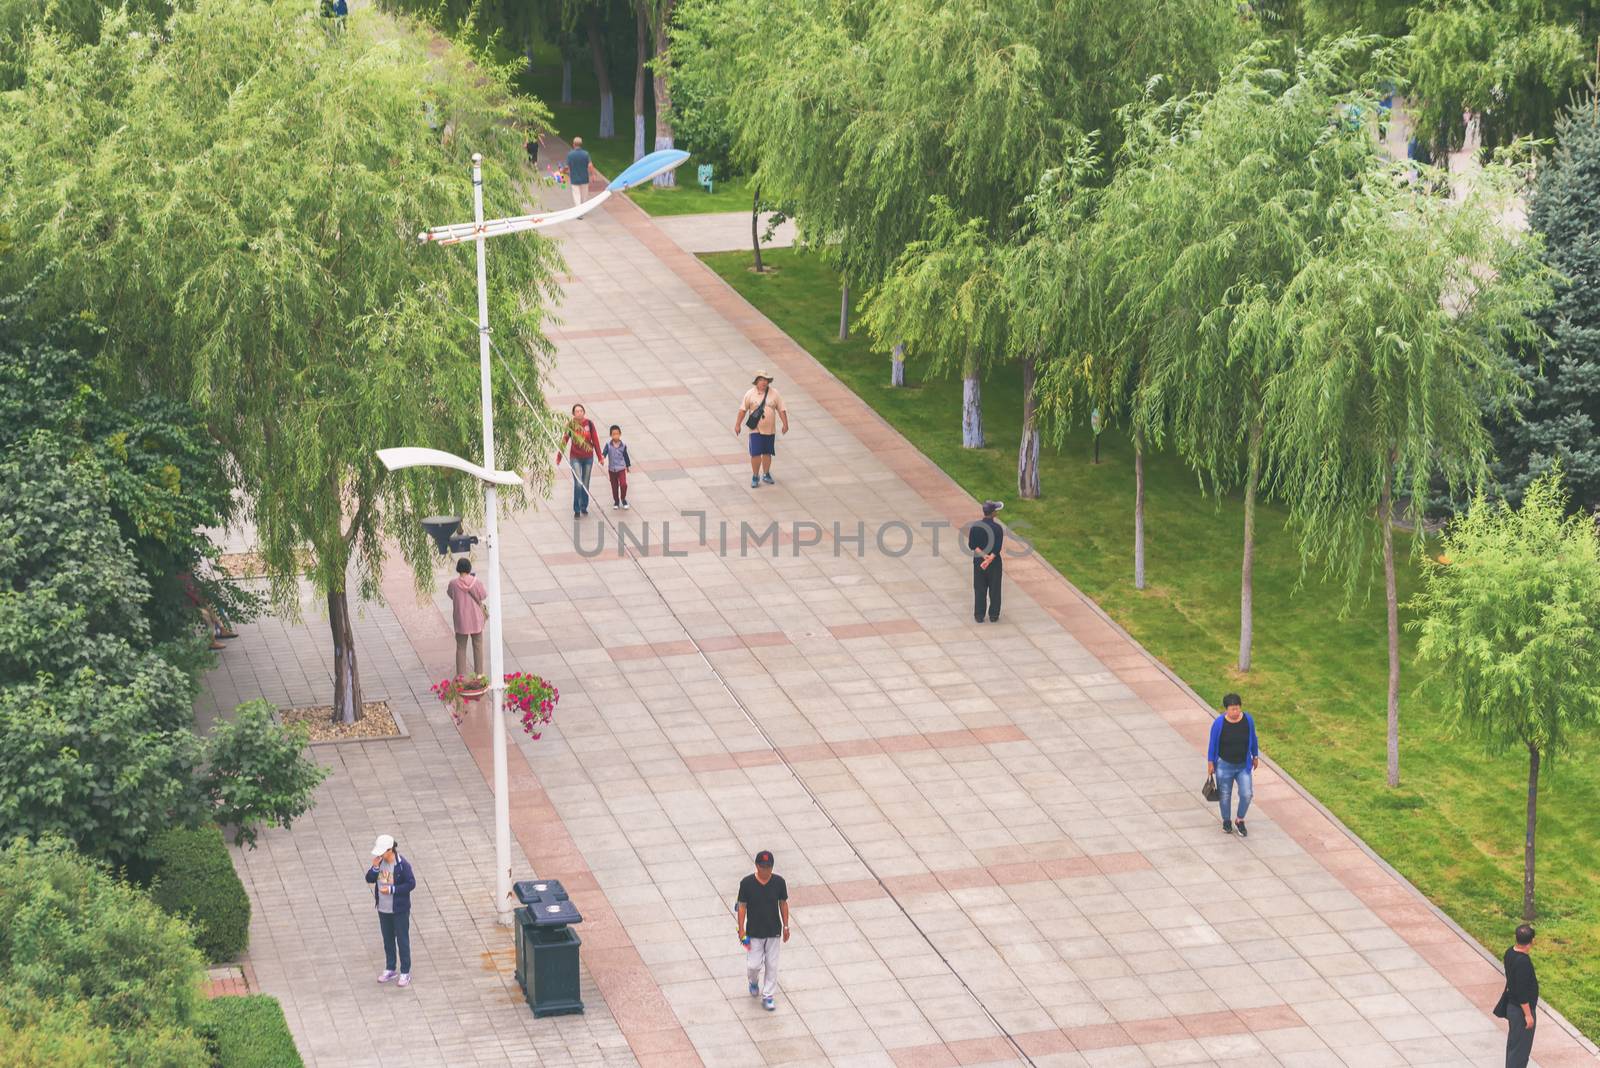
[
  {"xmin": 601, "ymin": 424, "xmax": 633, "ymax": 509},
  {"xmin": 366, "ymin": 834, "xmax": 417, "ymax": 986}
]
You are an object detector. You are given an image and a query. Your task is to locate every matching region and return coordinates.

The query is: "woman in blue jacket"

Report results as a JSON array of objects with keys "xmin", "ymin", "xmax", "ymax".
[
  {"xmin": 1207, "ymin": 694, "xmax": 1260, "ymax": 837},
  {"xmin": 366, "ymin": 834, "xmax": 417, "ymax": 986}
]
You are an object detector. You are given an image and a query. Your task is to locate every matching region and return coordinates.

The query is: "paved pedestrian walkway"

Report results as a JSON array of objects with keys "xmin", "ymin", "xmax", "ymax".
[
  {"xmin": 198, "ymin": 578, "xmax": 634, "ymax": 1068},
  {"xmin": 200, "ymin": 159, "xmax": 1597, "ymax": 1067},
  {"xmin": 649, "ymin": 211, "xmax": 797, "ymax": 254}
]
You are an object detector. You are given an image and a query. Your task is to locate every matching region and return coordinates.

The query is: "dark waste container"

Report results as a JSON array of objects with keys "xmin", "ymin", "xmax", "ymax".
[
  {"xmin": 511, "ymin": 881, "xmax": 584, "ymax": 1017},
  {"xmin": 514, "ymin": 879, "xmax": 568, "ymax": 905},
  {"xmin": 513, "ymin": 880, "xmax": 570, "ymax": 994}
]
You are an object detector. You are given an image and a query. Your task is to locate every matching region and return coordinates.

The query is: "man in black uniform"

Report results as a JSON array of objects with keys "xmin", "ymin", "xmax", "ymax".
[
  {"xmin": 1499, "ymin": 924, "xmax": 1539, "ymax": 1068},
  {"xmin": 969, "ymin": 500, "xmax": 1005, "ymax": 623}
]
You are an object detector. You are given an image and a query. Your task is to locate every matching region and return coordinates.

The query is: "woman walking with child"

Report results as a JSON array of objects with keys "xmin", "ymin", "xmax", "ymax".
[{"xmin": 557, "ymin": 403, "xmax": 602, "ymax": 518}]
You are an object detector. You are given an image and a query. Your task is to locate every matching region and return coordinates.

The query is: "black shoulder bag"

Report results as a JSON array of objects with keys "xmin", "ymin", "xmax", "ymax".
[{"xmin": 744, "ymin": 387, "xmax": 769, "ymax": 431}]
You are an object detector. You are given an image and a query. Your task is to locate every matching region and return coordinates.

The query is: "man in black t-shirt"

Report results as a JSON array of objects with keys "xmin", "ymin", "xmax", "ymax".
[
  {"xmin": 736, "ymin": 850, "xmax": 789, "ymax": 1011},
  {"xmin": 969, "ymin": 500, "xmax": 1005, "ymax": 623},
  {"xmin": 1500, "ymin": 924, "xmax": 1539, "ymax": 1068}
]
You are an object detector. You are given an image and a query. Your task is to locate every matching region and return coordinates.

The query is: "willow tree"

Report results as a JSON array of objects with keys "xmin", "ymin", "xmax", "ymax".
[
  {"xmin": 0, "ymin": 0, "xmax": 169, "ymax": 88},
  {"xmin": 682, "ymin": 0, "xmax": 1245, "ymax": 415},
  {"xmin": 1264, "ymin": 164, "xmax": 1548, "ymax": 787},
  {"xmin": 674, "ymin": 0, "xmax": 889, "ymax": 353},
  {"xmin": 1407, "ymin": 0, "xmax": 1597, "ymax": 160},
  {"xmin": 861, "ymin": 206, "xmax": 1010, "ymax": 450},
  {"xmin": 1080, "ymin": 42, "xmax": 1390, "ymax": 670},
  {"xmin": 1412, "ymin": 474, "xmax": 1600, "ymax": 920},
  {"xmin": 1022, "ymin": 162, "xmax": 1162, "ymax": 582},
  {"xmin": 0, "ymin": 0, "xmax": 564, "ymax": 722}
]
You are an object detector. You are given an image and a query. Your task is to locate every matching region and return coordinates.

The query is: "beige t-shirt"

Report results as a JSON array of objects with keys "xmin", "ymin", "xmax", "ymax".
[{"xmin": 740, "ymin": 385, "xmax": 786, "ymax": 435}]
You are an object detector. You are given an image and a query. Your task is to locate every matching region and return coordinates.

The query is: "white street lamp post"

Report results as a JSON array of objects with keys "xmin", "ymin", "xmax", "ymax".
[{"xmin": 381, "ymin": 147, "xmax": 688, "ymax": 924}]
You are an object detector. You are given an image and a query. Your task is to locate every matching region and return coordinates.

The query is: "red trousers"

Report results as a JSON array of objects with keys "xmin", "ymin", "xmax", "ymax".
[{"xmin": 608, "ymin": 469, "xmax": 628, "ymax": 503}]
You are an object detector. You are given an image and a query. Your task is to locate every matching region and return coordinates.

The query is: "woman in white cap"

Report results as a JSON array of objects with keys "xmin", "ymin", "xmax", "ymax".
[{"xmin": 365, "ymin": 834, "xmax": 416, "ymax": 987}]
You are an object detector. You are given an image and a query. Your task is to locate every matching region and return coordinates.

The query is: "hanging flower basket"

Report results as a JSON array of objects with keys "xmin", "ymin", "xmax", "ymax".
[
  {"xmin": 504, "ymin": 672, "xmax": 559, "ymax": 739},
  {"xmin": 431, "ymin": 673, "xmax": 490, "ymax": 724}
]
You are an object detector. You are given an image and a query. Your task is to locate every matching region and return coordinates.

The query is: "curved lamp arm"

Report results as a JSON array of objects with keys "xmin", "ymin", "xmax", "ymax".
[{"xmin": 377, "ymin": 447, "xmax": 523, "ymax": 487}]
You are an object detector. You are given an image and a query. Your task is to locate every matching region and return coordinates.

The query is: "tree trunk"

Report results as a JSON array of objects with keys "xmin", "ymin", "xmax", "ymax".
[
  {"xmin": 751, "ymin": 183, "xmax": 764, "ymax": 272},
  {"xmin": 1239, "ymin": 419, "xmax": 1262, "ymax": 672},
  {"xmin": 560, "ymin": 55, "xmax": 573, "ymax": 105},
  {"xmin": 1382, "ymin": 460, "xmax": 1400, "ymax": 787},
  {"xmin": 962, "ymin": 359, "xmax": 984, "ymax": 448},
  {"xmin": 891, "ymin": 342, "xmax": 905, "ymax": 387},
  {"xmin": 633, "ymin": 5, "xmax": 648, "ymax": 161},
  {"xmin": 328, "ymin": 586, "xmax": 363, "ymax": 725},
  {"xmin": 586, "ymin": 9, "xmax": 615, "ymax": 138},
  {"xmin": 650, "ymin": 1, "xmax": 676, "ymax": 186},
  {"xmin": 1134, "ymin": 429, "xmax": 1146, "ymax": 590},
  {"xmin": 838, "ymin": 280, "xmax": 850, "ymax": 340},
  {"xmin": 1018, "ymin": 355, "xmax": 1041, "ymax": 499},
  {"xmin": 1524, "ymin": 742, "xmax": 1540, "ymax": 921}
]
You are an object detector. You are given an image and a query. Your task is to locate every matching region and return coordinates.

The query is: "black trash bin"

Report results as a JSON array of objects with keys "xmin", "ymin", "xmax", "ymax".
[
  {"xmin": 511, "ymin": 882, "xmax": 584, "ymax": 1017},
  {"xmin": 512, "ymin": 880, "xmax": 569, "ymax": 995}
]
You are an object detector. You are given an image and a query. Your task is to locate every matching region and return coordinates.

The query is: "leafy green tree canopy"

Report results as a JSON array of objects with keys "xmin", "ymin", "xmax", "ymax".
[
  {"xmin": 1069, "ymin": 39, "xmax": 1392, "ymax": 487},
  {"xmin": 680, "ymin": 0, "xmax": 1246, "ymax": 289},
  {"xmin": 0, "ymin": 0, "xmax": 168, "ymax": 89},
  {"xmin": 1407, "ymin": 0, "xmax": 1599, "ymax": 157},
  {"xmin": 0, "ymin": 0, "xmax": 566, "ymax": 719},
  {"xmin": 1415, "ymin": 472, "xmax": 1600, "ymax": 765},
  {"xmin": 1411, "ymin": 471, "xmax": 1600, "ymax": 917},
  {"xmin": 1263, "ymin": 162, "xmax": 1549, "ymax": 598},
  {"xmin": 1491, "ymin": 99, "xmax": 1600, "ymax": 512}
]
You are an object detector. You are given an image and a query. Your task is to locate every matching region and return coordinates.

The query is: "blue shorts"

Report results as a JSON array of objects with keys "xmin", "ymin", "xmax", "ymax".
[{"xmin": 748, "ymin": 432, "xmax": 776, "ymax": 456}]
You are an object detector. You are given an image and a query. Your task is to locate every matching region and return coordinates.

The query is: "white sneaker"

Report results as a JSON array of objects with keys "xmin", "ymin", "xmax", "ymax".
[
  {"xmin": 397, "ymin": 973, "xmax": 411, "ymax": 988},
  {"xmin": 378, "ymin": 970, "xmax": 397, "ymax": 983},
  {"xmin": 621, "ymin": 501, "xmax": 630, "ymax": 509}
]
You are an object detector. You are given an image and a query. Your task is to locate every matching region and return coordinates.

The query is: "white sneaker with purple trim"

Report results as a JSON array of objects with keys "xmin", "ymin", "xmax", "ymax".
[{"xmin": 378, "ymin": 970, "xmax": 397, "ymax": 983}]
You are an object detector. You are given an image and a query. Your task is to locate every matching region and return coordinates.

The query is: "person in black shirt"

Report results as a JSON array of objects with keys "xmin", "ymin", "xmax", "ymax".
[
  {"xmin": 1206, "ymin": 693, "xmax": 1260, "ymax": 836},
  {"xmin": 1500, "ymin": 924, "xmax": 1538, "ymax": 1067},
  {"xmin": 969, "ymin": 501, "xmax": 1005, "ymax": 623},
  {"xmin": 736, "ymin": 850, "xmax": 789, "ymax": 1011}
]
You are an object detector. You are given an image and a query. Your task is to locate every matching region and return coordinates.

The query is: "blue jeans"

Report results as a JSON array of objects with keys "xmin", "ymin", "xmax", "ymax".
[
  {"xmin": 379, "ymin": 911, "xmax": 411, "ymax": 973},
  {"xmin": 570, "ymin": 457, "xmax": 593, "ymax": 514},
  {"xmin": 1215, "ymin": 759, "xmax": 1253, "ymax": 823}
]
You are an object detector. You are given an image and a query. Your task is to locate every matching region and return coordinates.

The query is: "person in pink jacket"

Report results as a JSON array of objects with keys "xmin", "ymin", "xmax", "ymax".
[{"xmin": 446, "ymin": 558, "xmax": 488, "ymax": 679}]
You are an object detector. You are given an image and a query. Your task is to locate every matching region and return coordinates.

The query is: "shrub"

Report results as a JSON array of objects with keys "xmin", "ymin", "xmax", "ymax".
[
  {"xmin": 145, "ymin": 825, "xmax": 251, "ymax": 963},
  {"xmin": 0, "ymin": 838, "xmax": 209, "ymax": 1065},
  {"xmin": 201, "ymin": 700, "xmax": 327, "ymax": 848},
  {"xmin": 0, "ymin": 987, "xmax": 117, "ymax": 1068},
  {"xmin": 203, "ymin": 995, "xmax": 304, "ymax": 1068}
]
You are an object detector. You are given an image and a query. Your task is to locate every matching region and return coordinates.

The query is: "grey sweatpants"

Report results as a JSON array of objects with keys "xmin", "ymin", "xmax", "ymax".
[
  {"xmin": 746, "ymin": 936, "xmax": 781, "ymax": 998},
  {"xmin": 454, "ymin": 632, "xmax": 483, "ymax": 679}
]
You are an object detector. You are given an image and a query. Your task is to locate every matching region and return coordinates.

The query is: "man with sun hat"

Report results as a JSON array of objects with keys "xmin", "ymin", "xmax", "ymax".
[{"xmin": 734, "ymin": 371, "xmax": 789, "ymax": 489}]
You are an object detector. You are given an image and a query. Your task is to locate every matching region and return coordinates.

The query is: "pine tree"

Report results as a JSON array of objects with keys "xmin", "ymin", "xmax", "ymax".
[{"xmin": 1492, "ymin": 101, "xmax": 1600, "ymax": 514}]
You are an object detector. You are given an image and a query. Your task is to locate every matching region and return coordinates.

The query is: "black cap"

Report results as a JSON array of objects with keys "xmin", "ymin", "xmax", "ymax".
[{"xmin": 754, "ymin": 850, "xmax": 774, "ymax": 867}]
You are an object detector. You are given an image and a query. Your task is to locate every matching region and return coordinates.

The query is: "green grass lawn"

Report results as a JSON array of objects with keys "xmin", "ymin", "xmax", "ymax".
[
  {"xmin": 628, "ymin": 173, "xmax": 755, "ymax": 216},
  {"xmin": 704, "ymin": 246, "xmax": 1600, "ymax": 1041}
]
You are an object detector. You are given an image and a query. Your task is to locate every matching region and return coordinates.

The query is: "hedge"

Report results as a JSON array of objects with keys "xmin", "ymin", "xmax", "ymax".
[
  {"xmin": 203, "ymin": 995, "xmax": 303, "ymax": 1068},
  {"xmin": 0, "ymin": 839, "xmax": 210, "ymax": 1065},
  {"xmin": 146, "ymin": 825, "xmax": 251, "ymax": 963}
]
